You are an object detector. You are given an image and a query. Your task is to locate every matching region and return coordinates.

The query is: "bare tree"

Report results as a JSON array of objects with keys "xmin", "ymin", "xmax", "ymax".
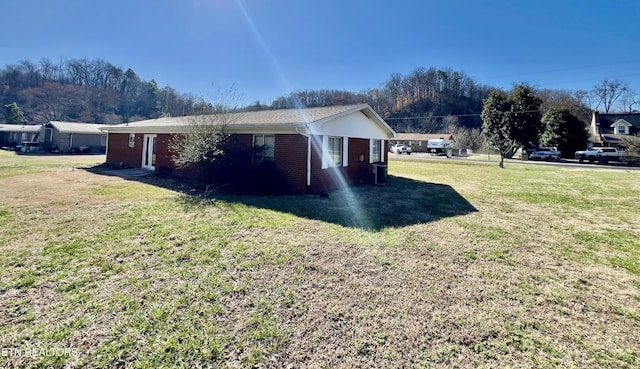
[
  {"xmin": 592, "ymin": 79, "xmax": 628, "ymax": 113},
  {"xmin": 168, "ymin": 88, "xmax": 245, "ymax": 184},
  {"xmin": 619, "ymin": 135, "xmax": 640, "ymax": 156},
  {"xmin": 537, "ymin": 88, "xmax": 590, "ymax": 123},
  {"xmin": 619, "ymin": 88, "xmax": 639, "ymax": 113},
  {"xmin": 18, "ymin": 60, "xmax": 41, "ymax": 87},
  {"xmin": 574, "ymin": 89, "xmax": 598, "ymax": 113},
  {"xmin": 446, "ymin": 121, "xmax": 484, "ymax": 152},
  {"xmin": 38, "ymin": 58, "xmax": 56, "ymax": 80}
]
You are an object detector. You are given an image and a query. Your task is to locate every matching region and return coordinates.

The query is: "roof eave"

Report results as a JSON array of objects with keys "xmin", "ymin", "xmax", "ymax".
[
  {"xmin": 57, "ymin": 130, "xmax": 106, "ymax": 134},
  {"xmin": 102, "ymin": 124, "xmax": 301, "ymax": 135}
]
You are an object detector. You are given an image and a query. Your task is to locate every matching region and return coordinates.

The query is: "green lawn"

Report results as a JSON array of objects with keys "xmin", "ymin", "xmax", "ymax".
[
  {"xmin": 0, "ymin": 154, "xmax": 638, "ymax": 368},
  {"xmin": 0, "ymin": 150, "xmax": 105, "ymax": 179}
]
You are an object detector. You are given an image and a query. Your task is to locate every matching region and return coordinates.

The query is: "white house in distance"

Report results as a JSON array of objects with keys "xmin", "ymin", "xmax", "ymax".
[
  {"xmin": 590, "ymin": 111, "xmax": 640, "ymax": 147},
  {"xmin": 390, "ymin": 133, "xmax": 454, "ymax": 153},
  {"xmin": 0, "ymin": 124, "xmax": 42, "ymax": 149}
]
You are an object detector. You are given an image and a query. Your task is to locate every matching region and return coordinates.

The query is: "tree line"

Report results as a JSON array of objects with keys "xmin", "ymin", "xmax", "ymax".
[
  {"xmin": 0, "ymin": 58, "xmax": 216, "ymax": 124},
  {"xmin": 253, "ymin": 70, "xmax": 638, "ymax": 135},
  {"xmin": 2, "ymin": 58, "xmax": 638, "ymax": 154},
  {"xmin": 480, "ymin": 82, "xmax": 640, "ymax": 164},
  {"xmin": 258, "ymin": 67, "xmax": 495, "ymax": 132}
]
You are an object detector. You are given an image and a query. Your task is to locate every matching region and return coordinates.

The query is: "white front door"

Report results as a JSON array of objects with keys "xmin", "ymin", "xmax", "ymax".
[{"xmin": 142, "ymin": 134, "xmax": 157, "ymax": 170}]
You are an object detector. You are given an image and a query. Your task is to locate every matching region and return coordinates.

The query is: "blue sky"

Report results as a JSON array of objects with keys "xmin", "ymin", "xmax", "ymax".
[{"xmin": 3, "ymin": 0, "xmax": 640, "ymax": 105}]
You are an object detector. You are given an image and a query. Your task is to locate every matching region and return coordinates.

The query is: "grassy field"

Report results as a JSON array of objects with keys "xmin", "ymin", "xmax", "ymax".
[
  {"xmin": 0, "ymin": 151, "xmax": 106, "ymax": 179},
  {"xmin": 0, "ymin": 151, "xmax": 639, "ymax": 368}
]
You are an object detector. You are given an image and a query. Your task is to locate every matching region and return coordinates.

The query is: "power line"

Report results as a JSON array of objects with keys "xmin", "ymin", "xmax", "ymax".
[{"xmin": 384, "ymin": 109, "xmax": 545, "ymax": 120}]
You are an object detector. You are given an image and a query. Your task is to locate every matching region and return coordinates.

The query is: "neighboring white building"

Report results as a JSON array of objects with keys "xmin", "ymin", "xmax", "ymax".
[
  {"xmin": 40, "ymin": 121, "xmax": 109, "ymax": 153},
  {"xmin": 0, "ymin": 124, "xmax": 43, "ymax": 149},
  {"xmin": 390, "ymin": 133, "xmax": 454, "ymax": 153},
  {"xmin": 590, "ymin": 112, "xmax": 640, "ymax": 146}
]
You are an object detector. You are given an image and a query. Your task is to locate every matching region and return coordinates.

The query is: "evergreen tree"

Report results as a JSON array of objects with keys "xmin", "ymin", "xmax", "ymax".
[
  {"xmin": 540, "ymin": 110, "xmax": 589, "ymax": 158},
  {"xmin": 480, "ymin": 90, "xmax": 514, "ymax": 167},
  {"xmin": 480, "ymin": 84, "xmax": 543, "ymax": 167},
  {"xmin": 4, "ymin": 102, "xmax": 26, "ymax": 124},
  {"xmin": 510, "ymin": 84, "xmax": 543, "ymax": 148}
]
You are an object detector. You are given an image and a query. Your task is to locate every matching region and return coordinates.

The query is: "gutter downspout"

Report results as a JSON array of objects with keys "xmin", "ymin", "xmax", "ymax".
[{"xmin": 105, "ymin": 134, "xmax": 109, "ymax": 158}]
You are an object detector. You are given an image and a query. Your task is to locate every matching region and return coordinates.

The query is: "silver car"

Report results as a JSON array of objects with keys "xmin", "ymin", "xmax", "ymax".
[{"xmin": 390, "ymin": 144, "xmax": 412, "ymax": 154}]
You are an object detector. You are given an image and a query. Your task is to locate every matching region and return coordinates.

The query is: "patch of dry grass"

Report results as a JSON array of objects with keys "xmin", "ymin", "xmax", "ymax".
[{"xmin": 0, "ymin": 156, "xmax": 638, "ymax": 368}]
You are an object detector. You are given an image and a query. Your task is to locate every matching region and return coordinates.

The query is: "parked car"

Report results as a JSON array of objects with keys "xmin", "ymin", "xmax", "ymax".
[
  {"xmin": 529, "ymin": 147, "xmax": 561, "ymax": 161},
  {"xmin": 575, "ymin": 148, "xmax": 598, "ymax": 162},
  {"xmin": 575, "ymin": 147, "xmax": 624, "ymax": 163},
  {"xmin": 390, "ymin": 144, "xmax": 412, "ymax": 154}
]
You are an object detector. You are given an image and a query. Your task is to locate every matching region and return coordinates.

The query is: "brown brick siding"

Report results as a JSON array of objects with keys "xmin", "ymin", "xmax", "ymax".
[
  {"xmin": 149, "ymin": 133, "xmax": 308, "ymax": 194},
  {"xmin": 154, "ymin": 133, "xmax": 203, "ymax": 178},
  {"xmin": 273, "ymin": 134, "xmax": 308, "ymax": 194},
  {"xmin": 106, "ymin": 133, "xmax": 143, "ymax": 168},
  {"xmin": 154, "ymin": 134, "xmax": 253, "ymax": 179},
  {"xmin": 384, "ymin": 140, "xmax": 389, "ymax": 163},
  {"xmin": 107, "ymin": 132, "xmax": 387, "ymax": 194},
  {"xmin": 308, "ymin": 136, "xmax": 380, "ymax": 193}
]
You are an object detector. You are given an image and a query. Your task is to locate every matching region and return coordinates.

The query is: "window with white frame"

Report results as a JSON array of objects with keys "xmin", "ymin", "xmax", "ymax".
[
  {"xmin": 328, "ymin": 136, "xmax": 343, "ymax": 167},
  {"xmin": 618, "ymin": 126, "xmax": 626, "ymax": 134},
  {"xmin": 253, "ymin": 134, "xmax": 275, "ymax": 163},
  {"xmin": 128, "ymin": 133, "xmax": 135, "ymax": 148},
  {"xmin": 372, "ymin": 139, "xmax": 381, "ymax": 162}
]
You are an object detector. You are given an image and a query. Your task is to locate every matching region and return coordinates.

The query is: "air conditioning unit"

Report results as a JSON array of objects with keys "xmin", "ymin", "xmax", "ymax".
[{"xmin": 373, "ymin": 164, "xmax": 388, "ymax": 185}]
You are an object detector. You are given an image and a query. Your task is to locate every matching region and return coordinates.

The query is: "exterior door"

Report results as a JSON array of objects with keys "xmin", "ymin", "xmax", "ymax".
[
  {"xmin": 142, "ymin": 134, "xmax": 157, "ymax": 170},
  {"xmin": 45, "ymin": 128, "xmax": 53, "ymax": 143}
]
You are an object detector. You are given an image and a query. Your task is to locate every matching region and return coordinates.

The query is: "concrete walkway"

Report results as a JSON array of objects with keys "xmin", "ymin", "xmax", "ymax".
[{"xmin": 99, "ymin": 168, "xmax": 155, "ymax": 179}]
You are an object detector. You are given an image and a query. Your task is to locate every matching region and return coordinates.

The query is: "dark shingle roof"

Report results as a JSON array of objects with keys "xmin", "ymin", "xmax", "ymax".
[{"xmin": 596, "ymin": 113, "xmax": 640, "ymax": 135}]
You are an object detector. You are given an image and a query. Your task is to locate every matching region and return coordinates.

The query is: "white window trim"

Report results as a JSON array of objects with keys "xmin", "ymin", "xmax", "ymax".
[
  {"xmin": 322, "ymin": 136, "xmax": 328, "ymax": 169},
  {"xmin": 322, "ymin": 135, "xmax": 347, "ymax": 169},
  {"xmin": 370, "ymin": 139, "xmax": 384, "ymax": 163},
  {"xmin": 342, "ymin": 137, "xmax": 349, "ymax": 167},
  {"xmin": 369, "ymin": 139, "xmax": 375, "ymax": 164}
]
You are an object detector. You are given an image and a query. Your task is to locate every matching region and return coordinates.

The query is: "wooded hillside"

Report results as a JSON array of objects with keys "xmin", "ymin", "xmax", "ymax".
[
  {"xmin": 1, "ymin": 58, "xmax": 591, "ymax": 134},
  {"xmin": 0, "ymin": 58, "xmax": 215, "ymax": 124},
  {"xmin": 263, "ymin": 67, "xmax": 493, "ymax": 132}
]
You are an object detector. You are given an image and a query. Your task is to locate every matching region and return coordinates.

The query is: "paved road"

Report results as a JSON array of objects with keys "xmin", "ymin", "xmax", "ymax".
[{"xmin": 391, "ymin": 152, "xmax": 640, "ymax": 171}]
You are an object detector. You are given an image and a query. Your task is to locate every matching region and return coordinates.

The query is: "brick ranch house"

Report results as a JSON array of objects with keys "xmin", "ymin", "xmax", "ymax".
[{"xmin": 101, "ymin": 104, "xmax": 397, "ymax": 194}]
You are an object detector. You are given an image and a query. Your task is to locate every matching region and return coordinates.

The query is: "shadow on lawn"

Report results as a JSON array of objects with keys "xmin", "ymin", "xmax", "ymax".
[
  {"xmin": 90, "ymin": 166, "xmax": 477, "ymax": 230},
  {"xmin": 210, "ymin": 175, "xmax": 478, "ymax": 230}
]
